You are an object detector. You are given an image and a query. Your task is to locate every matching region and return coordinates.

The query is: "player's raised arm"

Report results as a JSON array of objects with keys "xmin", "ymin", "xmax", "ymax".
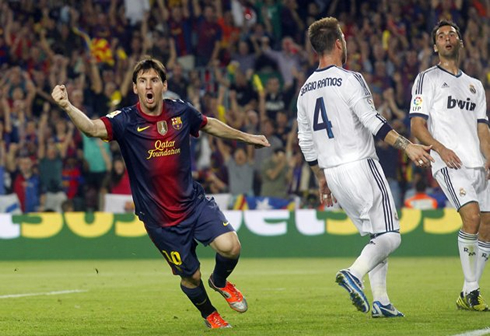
[
  {"xmin": 51, "ymin": 84, "xmax": 108, "ymax": 139},
  {"xmin": 202, "ymin": 116, "xmax": 270, "ymax": 148}
]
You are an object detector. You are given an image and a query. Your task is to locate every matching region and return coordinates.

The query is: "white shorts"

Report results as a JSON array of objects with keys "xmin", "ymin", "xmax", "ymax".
[
  {"xmin": 324, "ymin": 158, "xmax": 399, "ymax": 236},
  {"xmin": 434, "ymin": 167, "xmax": 490, "ymax": 211}
]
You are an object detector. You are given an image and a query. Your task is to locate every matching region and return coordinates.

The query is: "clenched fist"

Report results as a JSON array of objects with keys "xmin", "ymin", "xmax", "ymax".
[{"xmin": 51, "ymin": 85, "xmax": 70, "ymax": 109}]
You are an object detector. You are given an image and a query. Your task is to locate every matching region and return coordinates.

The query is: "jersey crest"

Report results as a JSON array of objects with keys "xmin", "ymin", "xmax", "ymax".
[
  {"xmin": 469, "ymin": 84, "xmax": 476, "ymax": 94},
  {"xmin": 171, "ymin": 117, "xmax": 183, "ymax": 130}
]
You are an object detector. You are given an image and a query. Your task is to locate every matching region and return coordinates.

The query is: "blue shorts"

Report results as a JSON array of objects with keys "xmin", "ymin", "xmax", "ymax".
[{"xmin": 144, "ymin": 196, "xmax": 234, "ymax": 277}]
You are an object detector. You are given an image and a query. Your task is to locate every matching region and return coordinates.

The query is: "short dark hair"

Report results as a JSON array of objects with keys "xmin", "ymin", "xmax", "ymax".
[
  {"xmin": 132, "ymin": 57, "xmax": 167, "ymax": 84},
  {"xmin": 431, "ymin": 20, "xmax": 462, "ymax": 45},
  {"xmin": 308, "ymin": 17, "xmax": 342, "ymax": 55},
  {"xmin": 415, "ymin": 179, "xmax": 427, "ymax": 193}
]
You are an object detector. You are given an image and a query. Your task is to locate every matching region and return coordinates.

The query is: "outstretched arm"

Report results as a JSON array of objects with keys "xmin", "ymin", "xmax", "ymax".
[
  {"xmin": 383, "ymin": 127, "xmax": 435, "ymax": 168},
  {"xmin": 51, "ymin": 85, "xmax": 108, "ymax": 139},
  {"xmin": 202, "ymin": 117, "xmax": 270, "ymax": 148}
]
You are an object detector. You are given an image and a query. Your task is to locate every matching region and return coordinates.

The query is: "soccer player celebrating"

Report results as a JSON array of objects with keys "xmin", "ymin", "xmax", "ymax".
[
  {"xmin": 297, "ymin": 17, "xmax": 434, "ymax": 317},
  {"xmin": 410, "ymin": 20, "xmax": 490, "ymax": 311},
  {"xmin": 51, "ymin": 58, "xmax": 270, "ymax": 328}
]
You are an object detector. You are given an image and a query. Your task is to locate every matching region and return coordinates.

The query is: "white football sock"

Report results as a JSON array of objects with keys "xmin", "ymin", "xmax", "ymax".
[
  {"xmin": 369, "ymin": 259, "xmax": 390, "ymax": 305},
  {"xmin": 476, "ymin": 240, "xmax": 490, "ymax": 282},
  {"xmin": 458, "ymin": 230, "xmax": 478, "ymax": 294},
  {"xmin": 349, "ymin": 232, "xmax": 401, "ymax": 282}
]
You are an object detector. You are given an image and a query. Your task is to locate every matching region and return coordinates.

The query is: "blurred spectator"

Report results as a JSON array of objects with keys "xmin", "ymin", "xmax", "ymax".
[
  {"xmin": 159, "ymin": 0, "xmax": 195, "ymax": 68},
  {"xmin": 258, "ymin": 0, "xmax": 282, "ymax": 43},
  {"xmin": 274, "ymin": 111, "xmax": 291, "ymax": 147},
  {"xmin": 82, "ymin": 136, "xmax": 111, "ymax": 211},
  {"xmin": 11, "ymin": 153, "xmax": 45, "ymax": 213},
  {"xmin": 229, "ymin": 67, "xmax": 258, "ymax": 109},
  {"xmin": 230, "ymin": 40, "xmax": 258, "ymax": 76},
  {"xmin": 167, "ymin": 62, "xmax": 190, "ymax": 100},
  {"xmin": 124, "ymin": 0, "xmax": 150, "ymax": 26},
  {"xmin": 148, "ymin": 32, "xmax": 177, "ymax": 70},
  {"xmin": 100, "ymin": 156, "xmax": 131, "ymax": 210},
  {"xmin": 217, "ymin": 139, "xmax": 254, "ymax": 196},
  {"xmin": 195, "ymin": 3, "xmax": 223, "ymax": 67},
  {"xmin": 38, "ymin": 112, "xmax": 70, "ymax": 212},
  {"xmin": 260, "ymin": 147, "xmax": 290, "ymax": 199},
  {"xmin": 259, "ymin": 36, "xmax": 302, "ymax": 90},
  {"xmin": 280, "ymin": 0, "xmax": 305, "ymax": 43},
  {"xmin": 404, "ymin": 179, "xmax": 438, "ymax": 210},
  {"xmin": 259, "ymin": 76, "xmax": 285, "ymax": 121},
  {"xmin": 0, "ymin": 140, "xmax": 7, "ymax": 195},
  {"xmin": 62, "ymin": 157, "xmax": 82, "ymax": 202},
  {"xmin": 102, "ymin": 157, "xmax": 130, "ymax": 195},
  {"xmin": 286, "ymin": 121, "xmax": 314, "ymax": 197},
  {"xmin": 231, "ymin": 0, "xmax": 258, "ymax": 30},
  {"xmin": 254, "ymin": 118, "xmax": 282, "ymax": 173}
]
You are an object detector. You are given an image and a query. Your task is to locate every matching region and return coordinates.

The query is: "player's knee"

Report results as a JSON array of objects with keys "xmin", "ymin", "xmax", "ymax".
[
  {"xmin": 462, "ymin": 212, "xmax": 481, "ymax": 233},
  {"xmin": 479, "ymin": 214, "xmax": 490, "ymax": 240},
  {"xmin": 375, "ymin": 232, "xmax": 401, "ymax": 254},
  {"xmin": 228, "ymin": 241, "xmax": 241, "ymax": 258},
  {"xmin": 219, "ymin": 240, "xmax": 241, "ymax": 259},
  {"xmin": 212, "ymin": 232, "xmax": 241, "ymax": 258},
  {"xmin": 181, "ymin": 269, "xmax": 202, "ymax": 288}
]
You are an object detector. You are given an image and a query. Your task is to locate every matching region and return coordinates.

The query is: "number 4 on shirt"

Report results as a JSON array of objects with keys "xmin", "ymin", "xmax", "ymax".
[{"xmin": 313, "ymin": 97, "xmax": 334, "ymax": 138}]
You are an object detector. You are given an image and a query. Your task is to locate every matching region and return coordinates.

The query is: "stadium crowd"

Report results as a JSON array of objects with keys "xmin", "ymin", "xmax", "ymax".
[{"xmin": 0, "ymin": 0, "xmax": 489, "ymax": 213}]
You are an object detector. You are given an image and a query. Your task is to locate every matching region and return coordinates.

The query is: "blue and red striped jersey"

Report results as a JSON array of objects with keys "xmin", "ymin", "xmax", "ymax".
[{"xmin": 101, "ymin": 99, "xmax": 208, "ymax": 227}]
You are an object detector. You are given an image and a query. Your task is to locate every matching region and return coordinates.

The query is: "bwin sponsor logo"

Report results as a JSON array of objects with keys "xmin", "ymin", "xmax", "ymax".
[{"xmin": 447, "ymin": 96, "xmax": 476, "ymax": 111}]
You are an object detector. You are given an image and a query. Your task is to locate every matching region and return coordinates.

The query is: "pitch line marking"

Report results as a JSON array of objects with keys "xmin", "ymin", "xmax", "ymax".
[
  {"xmin": 452, "ymin": 328, "xmax": 490, "ymax": 336},
  {"xmin": 0, "ymin": 289, "xmax": 88, "ymax": 299}
]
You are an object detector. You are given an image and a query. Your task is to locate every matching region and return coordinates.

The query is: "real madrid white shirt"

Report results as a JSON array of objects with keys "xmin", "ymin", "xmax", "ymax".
[
  {"xmin": 297, "ymin": 65, "xmax": 391, "ymax": 169},
  {"xmin": 409, "ymin": 65, "xmax": 488, "ymax": 173}
]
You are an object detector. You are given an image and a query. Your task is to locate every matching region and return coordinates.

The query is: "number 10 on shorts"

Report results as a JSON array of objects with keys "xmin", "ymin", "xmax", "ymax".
[{"xmin": 162, "ymin": 250, "xmax": 183, "ymax": 266}]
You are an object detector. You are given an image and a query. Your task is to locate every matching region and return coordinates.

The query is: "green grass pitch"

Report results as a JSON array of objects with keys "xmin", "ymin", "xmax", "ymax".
[{"xmin": 0, "ymin": 258, "xmax": 489, "ymax": 336}]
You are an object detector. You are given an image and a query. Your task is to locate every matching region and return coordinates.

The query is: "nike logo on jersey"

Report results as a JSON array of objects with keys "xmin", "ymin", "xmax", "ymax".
[
  {"xmin": 223, "ymin": 222, "xmax": 230, "ymax": 226},
  {"xmin": 137, "ymin": 125, "xmax": 151, "ymax": 132}
]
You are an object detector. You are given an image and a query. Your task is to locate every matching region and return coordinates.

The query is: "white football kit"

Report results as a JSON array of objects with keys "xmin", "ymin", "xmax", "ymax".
[
  {"xmin": 297, "ymin": 65, "xmax": 399, "ymax": 236},
  {"xmin": 409, "ymin": 65, "xmax": 490, "ymax": 210}
]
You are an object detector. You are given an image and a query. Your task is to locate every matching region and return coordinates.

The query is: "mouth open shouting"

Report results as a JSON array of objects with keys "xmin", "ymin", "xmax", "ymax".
[{"xmin": 146, "ymin": 91, "xmax": 155, "ymax": 105}]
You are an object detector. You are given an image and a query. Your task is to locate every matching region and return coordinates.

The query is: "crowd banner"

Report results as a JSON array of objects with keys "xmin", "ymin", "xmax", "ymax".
[{"xmin": 0, "ymin": 209, "xmax": 462, "ymax": 260}]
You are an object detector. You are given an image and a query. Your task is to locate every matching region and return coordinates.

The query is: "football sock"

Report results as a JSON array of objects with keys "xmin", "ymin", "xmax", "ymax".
[
  {"xmin": 369, "ymin": 259, "xmax": 390, "ymax": 305},
  {"xmin": 349, "ymin": 232, "xmax": 401, "ymax": 282},
  {"xmin": 180, "ymin": 281, "xmax": 216, "ymax": 318},
  {"xmin": 476, "ymin": 240, "xmax": 490, "ymax": 282},
  {"xmin": 458, "ymin": 230, "xmax": 478, "ymax": 294},
  {"xmin": 211, "ymin": 253, "xmax": 239, "ymax": 288}
]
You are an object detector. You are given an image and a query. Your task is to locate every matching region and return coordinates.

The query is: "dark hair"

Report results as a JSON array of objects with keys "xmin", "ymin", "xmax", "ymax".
[
  {"xmin": 431, "ymin": 20, "xmax": 462, "ymax": 45},
  {"xmin": 132, "ymin": 57, "xmax": 167, "ymax": 84},
  {"xmin": 415, "ymin": 179, "xmax": 427, "ymax": 193},
  {"xmin": 308, "ymin": 17, "xmax": 342, "ymax": 55}
]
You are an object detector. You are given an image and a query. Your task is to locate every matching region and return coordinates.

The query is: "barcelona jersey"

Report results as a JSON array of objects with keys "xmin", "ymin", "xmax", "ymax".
[{"xmin": 100, "ymin": 100, "xmax": 208, "ymax": 227}]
